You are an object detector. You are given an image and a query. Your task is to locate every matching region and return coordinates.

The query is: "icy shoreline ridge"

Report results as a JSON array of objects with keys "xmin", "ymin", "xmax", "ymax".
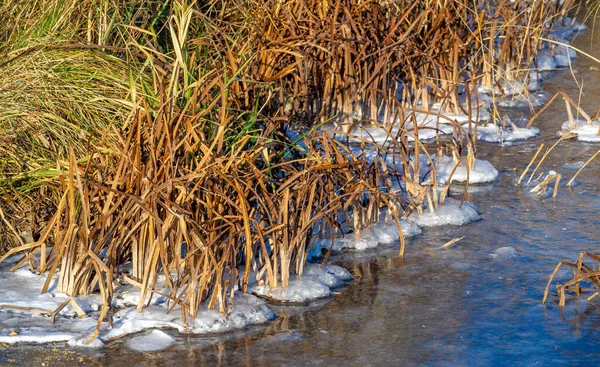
[
  {"xmin": 0, "ymin": 260, "xmax": 356, "ymax": 349},
  {"xmin": 0, "ymin": 263, "xmax": 276, "ymax": 348}
]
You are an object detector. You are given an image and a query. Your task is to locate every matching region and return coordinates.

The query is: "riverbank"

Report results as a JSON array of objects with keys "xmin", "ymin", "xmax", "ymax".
[{"xmin": 1, "ymin": 0, "xmax": 597, "ymax": 358}]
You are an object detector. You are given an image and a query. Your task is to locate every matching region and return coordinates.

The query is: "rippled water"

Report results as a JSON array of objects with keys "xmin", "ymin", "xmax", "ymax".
[{"xmin": 3, "ymin": 17, "xmax": 600, "ymax": 367}]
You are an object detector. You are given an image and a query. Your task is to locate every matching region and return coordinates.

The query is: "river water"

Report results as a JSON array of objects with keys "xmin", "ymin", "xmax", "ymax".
[{"xmin": 3, "ymin": 16, "xmax": 600, "ymax": 367}]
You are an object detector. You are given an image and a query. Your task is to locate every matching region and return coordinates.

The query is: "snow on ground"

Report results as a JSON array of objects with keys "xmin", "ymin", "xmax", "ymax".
[
  {"xmin": 434, "ymin": 155, "xmax": 498, "ymax": 184},
  {"xmin": 560, "ymin": 119, "xmax": 600, "ymax": 142},
  {"xmin": 249, "ymin": 264, "xmax": 353, "ymax": 304},
  {"xmin": 408, "ymin": 198, "xmax": 481, "ymax": 227},
  {"xmin": 476, "ymin": 123, "xmax": 540, "ymax": 143}
]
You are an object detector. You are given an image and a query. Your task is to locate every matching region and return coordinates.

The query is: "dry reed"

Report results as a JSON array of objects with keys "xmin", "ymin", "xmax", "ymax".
[{"xmin": 0, "ymin": 0, "xmax": 576, "ymax": 340}]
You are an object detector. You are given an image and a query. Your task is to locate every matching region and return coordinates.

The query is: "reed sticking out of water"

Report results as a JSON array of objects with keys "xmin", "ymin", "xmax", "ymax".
[
  {"xmin": 0, "ymin": 0, "xmax": 575, "ymax": 340},
  {"xmin": 543, "ymin": 252, "xmax": 600, "ymax": 306}
]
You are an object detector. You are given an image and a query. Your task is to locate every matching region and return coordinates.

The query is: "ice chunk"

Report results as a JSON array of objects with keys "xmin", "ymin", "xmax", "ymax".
[
  {"xmin": 307, "ymin": 219, "xmax": 422, "ymax": 260},
  {"xmin": 563, "ymin": 161, "xmax": 585, "ymax": 170},
  {"xmin": 408, "ymin": 198, "xmax": 480, "ymax": 227},
  {"xmin": 434, "ymin": 155, "xmax": 498, "ymax": 184},
  {"xmin": 495, "ymin": 91, "xmax": 549, "ymax": 109},
  {"xmin": 104, "ymin": 292, "xmax": 274, "ymax": 341},
  {"xmin": 251, "ymin": 276, "xmax": 332, "ymax": 303},
  {"xmin": 477, "ymin": 124, "xmax": 540, "ymax": 143},
  {"xmin": 68, "ymin": 337, "xmax": 105, "ymax": 348},
  {"xmin": 560, "ymin": 119, "xmax": 600, "ymax": 142},
  {"xmin": 535, "ymin": 49, "xmax": 557, "ymax": 71},
  {"xmin": 125, "ymin": 330, "xmax": 175, "ymax": 352},
  {"xmin": 490, "ymin": 246, "xmax": 517, "ymax": 259},
  {"xmin": 303, "ymin": 264, "xmax": 353, "ymax": 288},
  {"xmin": 426, "ymin": 102, "xmax": 491, "ymax": 124},
  {"xmin": 321, "ymin": 264, "xmax": 354, "ymax": 282},
  {"xmin": 478, "ymin": 71, "xmax": 541, "ymax": 96}
]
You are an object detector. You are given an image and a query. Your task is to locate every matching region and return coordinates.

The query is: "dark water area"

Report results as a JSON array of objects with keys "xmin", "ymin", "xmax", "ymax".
[{"xmin": 4, "ymin": 14, "xmax": 600, "ymax": 367}]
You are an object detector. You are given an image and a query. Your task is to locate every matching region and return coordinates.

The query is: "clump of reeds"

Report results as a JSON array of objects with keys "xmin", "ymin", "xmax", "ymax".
[
  {"xmin": 543, "ymin": 252, "xmax": 600, "ymax": 306},
  {"xmin": 0, "ymin": 0, "xmax": 577, "ymax": 341}
]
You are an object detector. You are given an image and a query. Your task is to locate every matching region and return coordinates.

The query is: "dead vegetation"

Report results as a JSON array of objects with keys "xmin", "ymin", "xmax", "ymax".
[
  {"xmin": 544, "ymin": 252, "xmax": 600, "ymax": 306},
  {"xmin": 0, "ymin": 0, "xmax": 577, "ymax": 341}
]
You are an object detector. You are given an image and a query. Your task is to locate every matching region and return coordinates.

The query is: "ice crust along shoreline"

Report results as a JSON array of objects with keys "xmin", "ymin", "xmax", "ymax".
[
  {"xmin": 0, "ymin": 194, "xmax": 485, "ymax": 349},
  {"xmin": 0, "ymin": 260, "xmax": 355, "ymax": 349}
]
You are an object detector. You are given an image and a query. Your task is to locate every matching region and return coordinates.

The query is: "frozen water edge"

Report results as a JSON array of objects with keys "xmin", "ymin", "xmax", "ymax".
[
  {"xmin": 0, "ymin": 263, "xmax": 275, "ymax": 347},
  {"xmin": 408, "ymin": 198, "xmax": 481, "ymax": 227},
  {"xmin": 0, "ymin": 260, "xmax": 355, "ymax": 347}
]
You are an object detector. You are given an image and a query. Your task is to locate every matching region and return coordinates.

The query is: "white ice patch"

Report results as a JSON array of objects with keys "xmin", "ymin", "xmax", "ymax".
[
  {"xmin": 104, "ymin": 292, "xmax": 274, "ymax": 341},
  {"xmin": 408, "ymin": 198, "xmax": 480, "ymax": 227},
  {"xmin": 425, "ymin": 102, "xmax": 491, "ymax": 124},
  {"xmin": 434, "ymin": 155, "xmax": 498, "ymax": 184},
  {"xmin": 251, "ymin": 276, "xmax": 332, "ymax": 304},
  {"xmin": 68, "ymin": 336, "xmax": 105, "ymax": 348},
  {"xmin": 476, "ymin": 124, "xmax": 540, "ymax": 143},
  {"xmin": 560, "ymin": 119, "xmax": 600, "ymax": 142},
  {"xmin": 125, "ymin": 330, "xmax": 174, "ymax": 352},
  {"xmin": 324, "ymin": 101, "xmax": 490, "ymax": 144},
  {"xmin": 405, "ymin": 119, "xmax": 456, "ymax": 142},
  {"xmin": 0, "ymin": 331, "xmax": 74, "ymax": 344},
  {"xmin": 563, "ymin": 161, "xmax": 585, "ymax": 170},
  {"xmin": 250, "ymin": 264, "xmax": 354, "ymax": 304},
  {"xmin": 490, "ymin": 246, "xmax": 517, "ymax": 259},
  {"xmin": 303, "ymin": 264, "xmax": 353, "ymax": 288},
  {"xmin": 495, "ymin": 91, "xmax": 549, "ymax": 109},
  {"xmin": 478, "ymin": 71, "xmax": 541, "ymax": 96}
]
